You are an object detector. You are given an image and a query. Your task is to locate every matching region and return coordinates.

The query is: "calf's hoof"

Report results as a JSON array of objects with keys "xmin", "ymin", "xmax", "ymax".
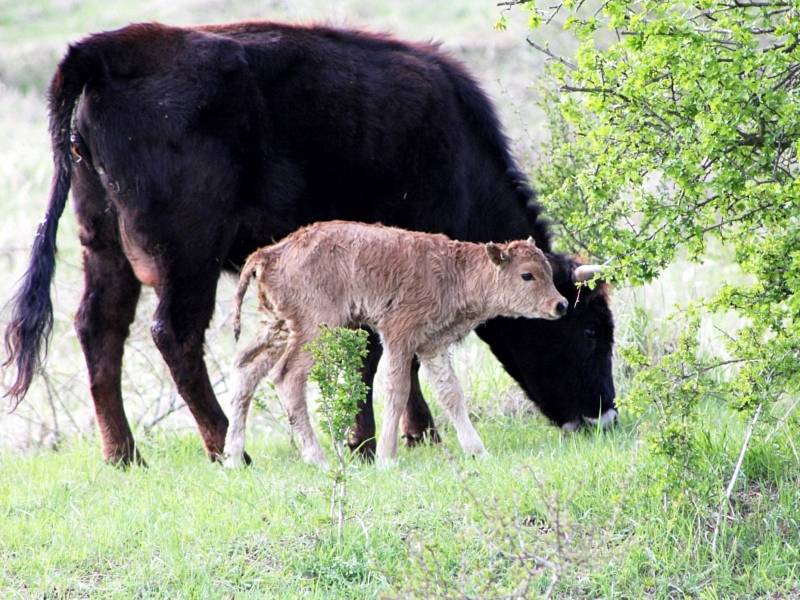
[
  {"xmin": 301, "ymin": 447, "xmax": 329, "ymax": 469},
  {"xmin": 375, "ymin": 454, "xmax": 398, "ymax": 469},
  {"xmin": 222, "ymin": 451, "xmax": 252, "ymax": 469},
  {"xmin": 461, "ymin": 439, "xmax": 488, "ymax": 459},
  {"xmin": 468, "ymin": 448, "xmax": 490, "ymax": 460}
]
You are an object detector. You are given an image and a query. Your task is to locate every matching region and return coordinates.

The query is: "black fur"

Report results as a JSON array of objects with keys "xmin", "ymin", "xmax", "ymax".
[{"xmin": 4, "ymin": 21, "xmax": 615, "ymax": 434}]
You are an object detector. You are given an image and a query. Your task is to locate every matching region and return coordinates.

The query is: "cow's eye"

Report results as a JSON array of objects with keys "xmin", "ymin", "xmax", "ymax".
[
  {"xmin": 584, "ymin": 327, "xmax": 596, "ymax": 339},
  {"xmin": 521, "ymin": 273, "xmax": 534, "ymax": 281}
]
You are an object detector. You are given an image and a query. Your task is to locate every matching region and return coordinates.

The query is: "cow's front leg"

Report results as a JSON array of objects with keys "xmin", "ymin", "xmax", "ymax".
[
  {"xmin": 151, "ymin": 282, "xmax": 229, "ymax": 461},
  {"xmin": 402, "ymin": 358, "xmax": 441, "ymax": 447},
  {"xmin": 348, "ymin": 329, "xmax": 381, "ymax": 458},
  {"xmin": 75, "ymin": 244, "xmax": 143, "ymax": 466},
  {"xmin": 421, "ymin": 349, "xmax": 487, "ymax": 458}
]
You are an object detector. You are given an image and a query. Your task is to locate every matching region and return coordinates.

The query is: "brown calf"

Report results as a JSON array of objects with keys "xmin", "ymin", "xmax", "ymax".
[{"xmin": 224, "ymin": 221, "xmax": 567, "ymax": 467}]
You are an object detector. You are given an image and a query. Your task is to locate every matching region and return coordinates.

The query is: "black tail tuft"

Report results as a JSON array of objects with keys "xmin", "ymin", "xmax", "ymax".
[{"xmin": 3, "ymin": 42, "xmax": 100, "ymax": 408}]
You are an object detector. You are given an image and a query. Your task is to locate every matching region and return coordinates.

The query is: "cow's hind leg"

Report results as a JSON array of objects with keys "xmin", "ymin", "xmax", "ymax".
[
  {"xmin": 72, "ymin": 165, "xmax": 143, "ymax": 466},
  {"xmin": 151, "ymin": 278, "xmax": 230, "ymax": 461},
  {"xmin": 224, "ymin": 321, "xmax": 288, "ymax": 468},
  {"xmin": 75, "ymin": 245, "xmax": 143, "ymax": 465},
  {"xmin": 402, "ymin": 358, "xmax": 442, "ymax": 447},
  {"xmin": 421, "ymin": 349, "xmax": 487, "ymax": 458}
]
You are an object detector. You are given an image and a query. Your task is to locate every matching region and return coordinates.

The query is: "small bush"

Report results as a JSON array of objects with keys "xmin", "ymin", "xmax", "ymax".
[{"xmin": 306, "ymin": 326, "xmax": 369, "ymax": 542}]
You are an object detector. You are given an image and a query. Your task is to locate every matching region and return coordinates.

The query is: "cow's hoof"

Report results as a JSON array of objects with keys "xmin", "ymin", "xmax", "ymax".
[
  {"xmin": 403, "ymin": 427, "xmax": 442, "ymax": 448},
  {"xmin": 105, "ymin": 447, "xmax": 147, "ymax": 469},
  {"xmin": 348, "ymin": 437, "xmax": 376, "ymax": 461},
  {"xmin": 561, "ymin": 420, "xmax": 581, "ymax": 433},
  {"xmin": 583, "ymin": 408, "xmax": 619, "ymax": 429}
]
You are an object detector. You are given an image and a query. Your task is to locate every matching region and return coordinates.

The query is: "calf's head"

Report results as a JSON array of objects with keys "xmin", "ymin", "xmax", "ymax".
[
  {"xmin": 485, "ymin": 239, "xmax": 568, "ymax": 321},
  {"xmin": 476, "ymin": 253, "xmax": 617, "ymax": 431}
]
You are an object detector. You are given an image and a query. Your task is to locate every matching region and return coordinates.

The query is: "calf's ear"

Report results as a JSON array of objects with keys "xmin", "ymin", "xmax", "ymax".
[{"xmin": 486, "ymin": 242, "xmax": 510, "ymax": 266}]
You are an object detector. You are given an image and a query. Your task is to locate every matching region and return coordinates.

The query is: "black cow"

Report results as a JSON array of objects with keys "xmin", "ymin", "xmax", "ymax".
[{"xmin": 3, "ymin": 22, "xmax": 616, "ymax": 465}]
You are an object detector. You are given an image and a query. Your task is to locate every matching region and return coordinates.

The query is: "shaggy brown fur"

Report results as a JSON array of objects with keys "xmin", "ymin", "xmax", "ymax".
[{"xmin": 225, "ymin": 221, "xmax": 567, "ymax": 466}]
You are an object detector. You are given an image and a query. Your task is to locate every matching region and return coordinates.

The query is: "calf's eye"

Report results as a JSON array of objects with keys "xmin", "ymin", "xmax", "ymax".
[
  {"xmin": 584, "ymin": 327, "xmax": 596, "ymax": 338},
  {"xmin": 521, "ymin": 273, "xmax": 535, "ymax": 281}
]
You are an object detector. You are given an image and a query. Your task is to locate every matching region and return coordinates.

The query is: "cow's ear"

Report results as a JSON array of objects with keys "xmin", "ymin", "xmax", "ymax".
[{"xmin": 486, "ymin": 243, "xmax": 509, "ymax": 266}]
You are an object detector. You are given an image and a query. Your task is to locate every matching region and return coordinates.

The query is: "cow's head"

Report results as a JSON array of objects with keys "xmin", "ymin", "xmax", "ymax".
[
  {"xmin": 475, "ymin": 252, "xmax": 617, "ymax": 431},
  {"xmin": 485, "ymin": 239, "xmax": 568, "ymax": 321}
]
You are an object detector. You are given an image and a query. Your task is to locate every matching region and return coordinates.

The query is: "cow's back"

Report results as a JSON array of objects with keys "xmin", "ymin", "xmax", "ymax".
[
  {"xmin": 71, "ymin": 21, "xmax": 542, "ymax": 269},
  {"xmin": 200, "ymin": 23, "xmax": 541, "ymax": 262}
]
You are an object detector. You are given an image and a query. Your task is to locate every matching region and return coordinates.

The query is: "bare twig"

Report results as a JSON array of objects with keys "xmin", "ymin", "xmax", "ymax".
[
  {"xmin": 39, "ymin": 373, "xmax": 62, "ymax": 450},
  {"xmin": 710, "ymin": 403, "xmax": 763, "ymax": 552},
  {"xmin": 764, "ymin": 396, "xmax": 800, "ymax": 443},
  {"xmin": 526, "ymin": 37, "xmax": 577, "ymax": 70}
]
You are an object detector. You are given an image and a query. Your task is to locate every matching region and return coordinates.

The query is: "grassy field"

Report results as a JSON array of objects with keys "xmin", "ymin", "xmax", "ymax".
[
  {"xmin": 1, "ymin": 1, "xmax": 799, "ymax": 598},
  {"xmin": 1, "ymin": 414, "xmax": 798, "ymax": 598}
]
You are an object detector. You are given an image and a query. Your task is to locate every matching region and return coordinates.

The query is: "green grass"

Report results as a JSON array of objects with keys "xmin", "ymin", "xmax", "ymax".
[
  {"xmin": 1, "ymin": 412, "xmax": 798, "ymax": 598},
  {"xmin": 1, "ymin": 1, "xmax": 799, "ymax": 597}
]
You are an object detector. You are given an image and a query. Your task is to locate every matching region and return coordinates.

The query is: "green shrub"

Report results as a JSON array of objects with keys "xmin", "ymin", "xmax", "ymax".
[
  {"xmin": 306, "ymin": 326, "xmax": 369, "ymax": 542},
  {"xmin": 508, "ymin": 0, "xmax": 800, "ymax": 491}
]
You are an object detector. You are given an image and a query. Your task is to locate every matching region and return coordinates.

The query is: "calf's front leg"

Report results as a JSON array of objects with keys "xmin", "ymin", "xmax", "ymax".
[
  {"xmin": 402, "ymin": 358, "xmax": 441, "ymax": 447},
  {"xmin": 421, "ymin": 349, "xmax": 487, "ymax": 458},
  {"xmin": 376, "ymin": 346, "xmax": 413, "ymax": 467}
]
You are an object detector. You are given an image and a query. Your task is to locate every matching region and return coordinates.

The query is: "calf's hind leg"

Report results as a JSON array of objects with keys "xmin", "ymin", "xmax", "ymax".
[
  {"xmin": 420, "ymin": 349, "xmax": 487, "ymax": 457},
  {"xmin": 224, "ymin": 320, "xmax": 289, "ymax": 468},
  {"xmin": 271, "ymin": 328, "xmax": 327, "ymax": 466}
]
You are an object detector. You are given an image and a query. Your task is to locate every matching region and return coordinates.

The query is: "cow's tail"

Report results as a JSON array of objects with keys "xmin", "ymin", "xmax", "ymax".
[
  {"xmin": 233, "ymin": 248, "xmax": 276, "ymax": 342},
  {"xmin": 3, "ymin": 43, "xmax": 100, "ymax": 407}
]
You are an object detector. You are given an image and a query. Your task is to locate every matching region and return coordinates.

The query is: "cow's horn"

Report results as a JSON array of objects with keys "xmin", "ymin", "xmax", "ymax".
[{"xmin": 574, "ymin": 264, "xmax": 604, "ymax": 282}]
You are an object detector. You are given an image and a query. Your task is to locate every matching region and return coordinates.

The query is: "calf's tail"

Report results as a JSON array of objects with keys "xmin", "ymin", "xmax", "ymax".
[
  {"xmin": 233, "ymin": 248, "xmax": 276, "ymax": 342},
  {"xmin": 3, "ymin": 43, "xmax": 101, "ymax": 407}
]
